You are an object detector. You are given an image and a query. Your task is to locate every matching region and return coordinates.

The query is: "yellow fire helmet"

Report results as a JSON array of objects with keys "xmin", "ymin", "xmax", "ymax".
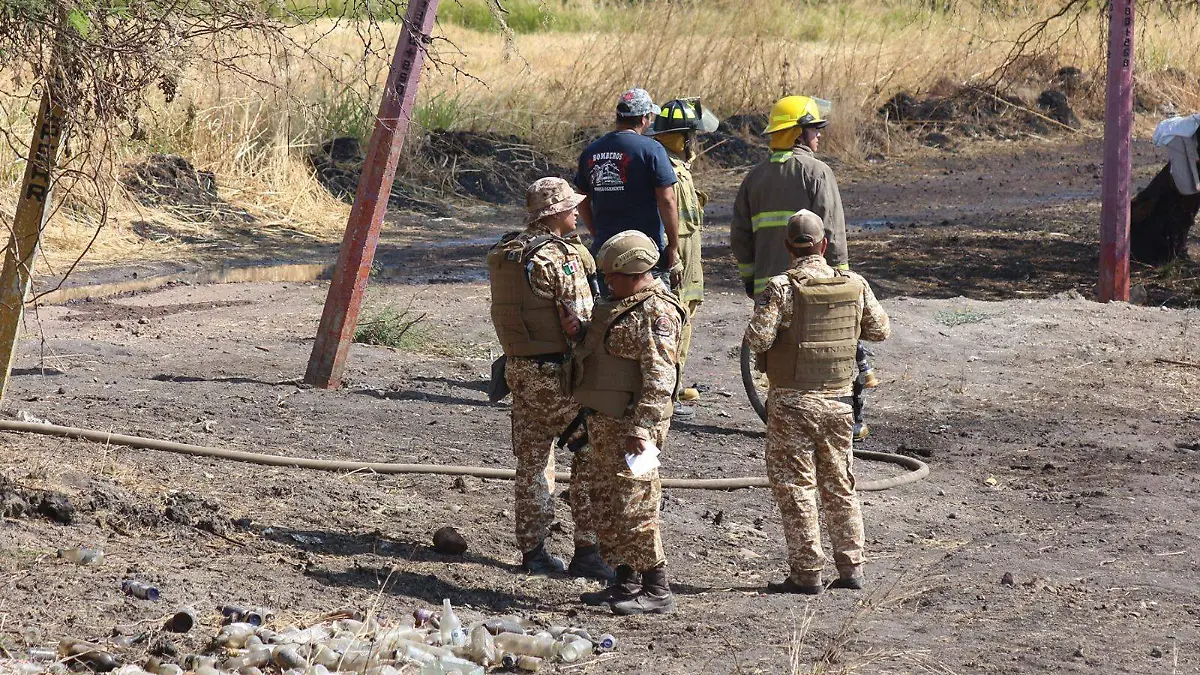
[{"xmin": 763, "ymin": 95, "xmax": 832, "ymax": 134}]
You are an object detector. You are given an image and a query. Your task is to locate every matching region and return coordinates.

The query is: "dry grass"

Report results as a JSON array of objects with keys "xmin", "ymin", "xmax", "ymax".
[{"xmin": 3, "ymin": 0, "xmax": 1200, "ymax": 271}]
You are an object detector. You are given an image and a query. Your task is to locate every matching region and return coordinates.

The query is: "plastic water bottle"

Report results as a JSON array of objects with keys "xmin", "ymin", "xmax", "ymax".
[
  {"xmin": 440, "ymin": 599, "xmax": 465, "ymax": 647},
  {"xmin": 121, "ymin": 580, "xmax": 159, "ymax": 601},
  {"xmin": 58, "ymin": 547, "xmax": 103, "ymax": 565}
]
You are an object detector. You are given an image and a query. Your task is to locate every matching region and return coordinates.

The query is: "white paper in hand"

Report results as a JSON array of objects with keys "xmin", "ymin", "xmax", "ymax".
[{"xmin": 625, "ymin": 440, "xmax": 661, "ymax": 477}]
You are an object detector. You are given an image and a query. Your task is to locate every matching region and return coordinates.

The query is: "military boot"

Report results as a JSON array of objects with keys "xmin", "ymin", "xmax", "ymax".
[
  {"xmin": 766, "ymin": 571, "xmax": 822, "ymax": 595},
  {"xmin": 521, "ymin": 543, "xmax": 566, "ymax": 575},
  {"xmin": 568, "ymin": 545, "xmax": 616, "ymax": 582},
  {"xmin": 581, "ymin": 564, "xmax": 639, "ymax": 606},
  {"xmin": 828, "ymin": 564, "xmax": 864, "ymax": 590},
  {"xmin": 610, "ymin": 566, "xmax": 676, "ymax": 615}
]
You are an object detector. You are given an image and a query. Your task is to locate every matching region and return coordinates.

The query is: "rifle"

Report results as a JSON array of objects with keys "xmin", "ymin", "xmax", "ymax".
[
  {"xmin": 556, "ymin": 408, "xmax": 591, "ymax": 453},
  {"xmin": 487, "ymin": 355, "xmax": 510, "ymax": 403}
]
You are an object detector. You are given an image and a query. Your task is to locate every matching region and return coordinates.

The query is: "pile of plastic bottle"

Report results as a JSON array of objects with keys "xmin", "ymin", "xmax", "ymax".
[{"xmin": 1, "ymin": 599, "xmax": 617, "ymax": 674}]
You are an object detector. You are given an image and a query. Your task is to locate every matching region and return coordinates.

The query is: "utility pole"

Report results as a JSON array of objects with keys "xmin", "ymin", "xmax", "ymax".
[
  {"xmin": 305, "ymin": 0, "xmax": 441, "ymax": 387},
  {"xmin": 0, "ymin": 89, "xmax": 66, "ymax": 402},
  {"xmin": 1099, "ymin": 0, "xmax": 1134, "ymax": 302}
]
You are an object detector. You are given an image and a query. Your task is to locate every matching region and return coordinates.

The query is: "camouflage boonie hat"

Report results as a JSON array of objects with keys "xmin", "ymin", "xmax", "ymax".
[
  {"xmin": 616, "ymin": 88, "xmax": 661, "ymax": 118},
  {"xmin": 597, "ymin": 230, "xmax": 659, "ymax": 275},
  {"xmin": 786, "ymin": 209, "xmax": 826, "ymax": 246},
  {"xmin": 525, "ymin": 177, "xmax": 585, "ymax": 225}
]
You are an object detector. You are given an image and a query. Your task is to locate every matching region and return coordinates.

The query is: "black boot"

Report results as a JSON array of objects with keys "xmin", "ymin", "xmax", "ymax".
[
  {"xmin": 521, "ymin": 543, "xmax": 565, "ymax": 575},
  {"xmin": 610, "ymin": 566, "xmax": 676, "ymax": 615},
  {"xmin": 568, "ymin": 545, "xmax": 616, "ymax": 582},
  {"xmin": 581, "ymin": 564, "xmax": 639, "ymax": 606}
]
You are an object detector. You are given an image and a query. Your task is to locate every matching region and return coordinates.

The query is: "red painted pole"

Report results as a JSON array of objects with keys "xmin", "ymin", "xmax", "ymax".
[
  {"xmin": 305, "ymin": 0, "xmax": 441, "ymax": 388},
  {"xmin": 1099, "ymin": 0, "xmax": 1134, "ymax": 302}
]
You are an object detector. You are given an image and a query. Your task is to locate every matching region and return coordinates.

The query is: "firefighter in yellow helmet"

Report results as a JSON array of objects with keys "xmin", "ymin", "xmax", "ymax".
[
  {"xmin": 648, "ymin": 98, "xmax": 718, "ymax": 418},
  {"xmin": 731, "ymin": 96, "xmax": 879, "ymax": 440}
]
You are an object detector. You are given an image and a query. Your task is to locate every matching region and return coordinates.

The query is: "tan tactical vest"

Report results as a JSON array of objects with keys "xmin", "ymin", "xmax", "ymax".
[
  {"xmin": 568, "ymin": 287, "xmax": 686, "ymax": 418},
  {"xmin": 765, "ymin": 270, "xmax": 863, "ymax": 392},
  {"xmin": 488, "ymin": 233, "xmax": 571, "ymax": 357}
]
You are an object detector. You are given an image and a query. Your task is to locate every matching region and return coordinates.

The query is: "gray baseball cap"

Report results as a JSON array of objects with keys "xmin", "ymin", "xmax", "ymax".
[
  {"xmin": 786, "ymin": 209, "xmax": 826, "ymax": 246},
  {"xmin": 616, "ymin": 88, "xmax": 661, "ymax": 117}
]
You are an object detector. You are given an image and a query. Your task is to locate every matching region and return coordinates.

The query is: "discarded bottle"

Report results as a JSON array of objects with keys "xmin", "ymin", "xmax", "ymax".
[
  {"xmin": 413, "ymin": 607, "xmax": 435, "ymax": 627},
  {"xmin": 26, "ymin": 647, "xmax": 57, "ymax": 662},
  {"xmin": 596, "ymin": 633, "xmax": 617, "ymax": 651},
  {"xmin": 376, "ymin": 627, "xmax": 425, "ymax": 653},
  {"xmin": 501, "ymin": 653, "xmax": 543, "ymax": 672},
  {"xmin": 272, "ymin": 645, "xmax": 308, "ymax": 670},
  {"xmin": 481, "ymin": 617, "xmax": 524, "ymax": 636},
  {"xmin": 181, "ymin": 655, "xmax": 217, "ymax": 670},
  {"xmin": 419, "ymin": 655, "xmax": 484, "ymax": 675},
  {"xmin": 555, "ymin": 636, "xmax": 593, "ymax": 663},
  {"xmin": 564, "ymin": 627, "xmax": 592, "ymax": 641},
  {"xmin": 121, "ymin": 580, "xmax": 160, "ymax": 601},
  {"xmin": 212, "ymin": 622, "xmax": 257, "ymax": 648},
  {"xmin": 57, "ymin": 547, "xmax": 104, "ymax": 566},
  {"xmin": 110, "ymin": 632, "xmax": 148, "ymax": 649},
  {"xmin": 162, "ymin": 608, "xmax": 196, "ymax": 634},
  {"xmin": 332, "ymin": 618, "xmax": 365, "ymax": 636},
  {"xmin": 440, "ymin": 599, "xmax": 465, "ymax": 647},
  {"xmin": 144, "ymin": 656, "xmax": 184, "ymax": 675},
  {"xmin": 59, "ymin": 638, "xmax": 120, "ymax": 672},
  {"xmin": 220, "ymin": 605, "xmax": 268, "ymax": 626},
  {"xmin": 467, "ymin": 624, "xmax": 495, "ymax": 665},
  {"xmin": 222, "ymin": 646, "xmax": 272, "ymax": 671},
  {"xmin": 494, "ymin": 633, "xmax": 555, "ymax": 659}
]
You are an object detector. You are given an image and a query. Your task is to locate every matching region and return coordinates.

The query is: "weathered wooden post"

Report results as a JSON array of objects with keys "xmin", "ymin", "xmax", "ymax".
[
  {"xmin": 304, "ymin": 0, "xmax": 441, "ymax": 388},
  {"xmin": 0, "ymin": 89, "xmax": 66, "ymax": 402},
  {"xmin": 1099, "ymin": 0, "xmax": 1134, "ymax": 302}
]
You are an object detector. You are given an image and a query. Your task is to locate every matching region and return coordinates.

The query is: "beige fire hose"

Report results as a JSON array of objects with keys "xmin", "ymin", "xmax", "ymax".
[{"xmin": 0, "ymin": 420, "xmax": 928, "ymax": 491}]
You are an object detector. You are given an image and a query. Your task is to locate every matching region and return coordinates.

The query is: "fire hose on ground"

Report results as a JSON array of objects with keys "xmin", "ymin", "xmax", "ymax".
[{"xmin": 0, "ymin": 420, "xmax": 928, "ymax": 491}]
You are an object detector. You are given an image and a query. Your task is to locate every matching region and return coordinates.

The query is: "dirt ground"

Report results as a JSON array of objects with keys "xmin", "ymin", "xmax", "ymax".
[{"xmin": 3, "ymin": 135, "xmax": 1200, "ymax": 674}]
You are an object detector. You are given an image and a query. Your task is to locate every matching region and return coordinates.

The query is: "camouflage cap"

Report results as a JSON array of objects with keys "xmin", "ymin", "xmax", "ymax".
[
  {"xmin": 786, "ymin": 209, "xmax": 826, "ymax": 246},
  {"xmin": 616, "ymin": 88, "xmax": 661, "ymax": 118},
  {"xmin": 525, "ymin": 177, "xmax": 585, "ymax": 224},
  {"xmin": 597, "ymin": 230, "xmax": 660, "ymax": 275}
]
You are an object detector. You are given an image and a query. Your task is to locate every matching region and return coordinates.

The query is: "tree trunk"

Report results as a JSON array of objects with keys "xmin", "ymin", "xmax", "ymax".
[{"xmin": 1129, "ymin": 162, "xmax": 1200, "ymax": 265}]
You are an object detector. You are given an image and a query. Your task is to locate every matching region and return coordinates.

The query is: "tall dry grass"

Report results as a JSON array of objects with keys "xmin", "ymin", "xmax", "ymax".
[{"xmin": 3, "ymin": 0, "xmax": 1200, "ymax": 271}]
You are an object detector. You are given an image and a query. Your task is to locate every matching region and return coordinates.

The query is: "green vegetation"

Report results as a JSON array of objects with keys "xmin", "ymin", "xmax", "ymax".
[
  {"xmin": 354, "ymin": 304, "xmax": 428, "ymax": 348},
  {"xmin": 936, "ymin": 307, "xmax": 999, "ymax": 327}
]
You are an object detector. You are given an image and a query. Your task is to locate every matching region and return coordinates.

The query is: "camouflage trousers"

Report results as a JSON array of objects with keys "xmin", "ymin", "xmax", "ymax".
[
  {"xmin": 586, "ymin": 413, "xmax": 669, "ymax": 571},
  {"xmin": 506, "ymin": 357, "xmax": 597, "ymax": 552},
  {"xmin": 765, "ymin": 390, "xmax": 864, "ymax": 582}
]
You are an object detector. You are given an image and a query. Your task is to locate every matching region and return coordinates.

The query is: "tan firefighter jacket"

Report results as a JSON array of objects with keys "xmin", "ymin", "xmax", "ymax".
[{"xmin": 731, "ymin": 143, "xmax": 849, "ymax": 296}]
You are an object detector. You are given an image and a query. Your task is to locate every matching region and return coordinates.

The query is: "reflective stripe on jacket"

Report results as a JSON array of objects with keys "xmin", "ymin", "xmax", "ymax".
[{"xmin": 731, "ymin": 144, "xmax": 848, "ymax": 295}]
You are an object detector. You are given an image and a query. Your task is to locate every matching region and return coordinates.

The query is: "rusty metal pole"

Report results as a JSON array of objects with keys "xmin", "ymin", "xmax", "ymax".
[
  {"xmin": 0, "ymin": 89, "xmax": 66, "ymax": 402},
  {"xmin": 1099, "ymin": 0, "xmax": 1134, "ymax": 302},
  {"xmin": 305, "ymin": 0, "xmax": 440, "ymax": 388}
]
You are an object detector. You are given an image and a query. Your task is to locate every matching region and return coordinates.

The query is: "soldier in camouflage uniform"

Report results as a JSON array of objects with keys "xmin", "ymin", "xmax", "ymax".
[
  {"xmin": 560, "ymin": 230, "xmax": 687, "ymax": 615},
  {"xmin": 743, "ymin": 210, "xmax": 891, "ymax": 594},
  {"xmin": 487, "ymin": 177, "xmax": 613, "ymax": 581},
  {"xmin": 649, "ymin": 98, "xmax": 719, "ymax": 418}
]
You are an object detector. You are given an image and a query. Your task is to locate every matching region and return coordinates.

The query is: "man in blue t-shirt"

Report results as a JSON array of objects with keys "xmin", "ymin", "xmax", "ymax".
[{"xmin": 575, "ymin": 88, "xmax": 680, "ymax": 285}]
